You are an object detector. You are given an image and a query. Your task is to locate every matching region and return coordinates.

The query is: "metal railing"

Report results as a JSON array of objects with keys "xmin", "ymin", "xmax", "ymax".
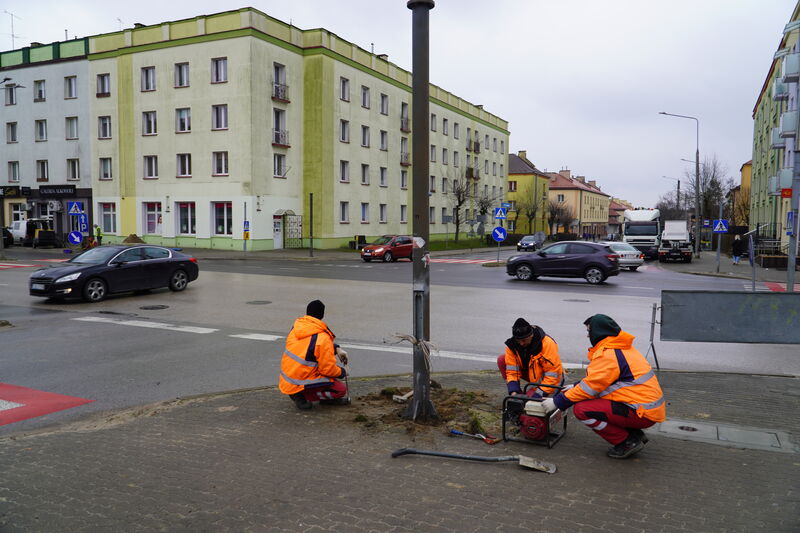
[
  {"xmin": 272, "ymin": 82, "xmax": 289, "ymax": 101},
  {"xmin": 400, "ymin": 152, "xmax": 410, "ymax": 165},
  {"xmin": 400, "ymin": 117, "xmax": 411, "ymax": 132},
  {"xmin": 272, "ymin": 129, "xmax": 289, "ymax": 146}
]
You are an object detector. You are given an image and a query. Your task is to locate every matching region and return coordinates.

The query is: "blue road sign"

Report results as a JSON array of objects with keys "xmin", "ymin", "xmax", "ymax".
[
  {"xmin": 492, "ymin": 226, "xmax": 507, "ymax": 243},
  {"xmin": 703, "ymin": 219, "xmax": 711, "ymax": 227},
  {"xmin": 748, "ymin": 234, "xmax": 755, "ymax": 267},
  {"xmin": 68, "ymin": 231, "xmax": 83, "ymax": 245},
  {"xmin": 712, "ymin": 219, "xmax": 729, "ymax": 233},
  {"xmin": 77, "ymin": 213, "xmax": 89, "ymax": 232},
  {"xmin": 244, "ymin": 220, "xmax": 250, "ymax": 231},
  {"xmin": 787, "ymin": 211, "xmax": 794, "ymax": 236},
  {"xmin": 501, "ymin": 202, "xmax": 511, "ymax": 209},
  {"xmin": 67, "ymin": 201, "xmax": 84, "ymax": 215},
  {"xmin": 494, "ymin": 207, "xmax": 507, "ymax": 220}
]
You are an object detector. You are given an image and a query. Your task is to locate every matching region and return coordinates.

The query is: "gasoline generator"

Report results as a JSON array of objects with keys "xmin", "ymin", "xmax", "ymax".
[{"xmin": 501, "ymin": 382, "xmax": 568, "ymax": 448}]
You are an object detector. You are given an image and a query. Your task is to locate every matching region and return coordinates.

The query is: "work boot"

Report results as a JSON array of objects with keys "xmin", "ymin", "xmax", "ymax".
[
  {"xmin": 320, "ymin": 397, "xmax": 351, "ymax": 406},
  {"xmin": 607, "ymin": 435, "xmax": 645, "ymax": 459},
  {"xmin": 629, "ymin": 428, "xmax": 649, "ymax": 444},
  {"xmin": 290, "ymin": 393, "xmax": 312, "ymax": 410}
]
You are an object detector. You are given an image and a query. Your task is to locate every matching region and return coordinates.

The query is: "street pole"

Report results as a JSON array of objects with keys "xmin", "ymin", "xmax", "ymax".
[
  {"xmin": 715, "ymin": 201, "xmax": 723, "ymax": 273},
  {"xmin": 309, "ymin": 192, "xmax": 314, "ymax": 257},
  {"xmin": 405, "ymin": 0, "xmax": 437, "ymax": 421}
]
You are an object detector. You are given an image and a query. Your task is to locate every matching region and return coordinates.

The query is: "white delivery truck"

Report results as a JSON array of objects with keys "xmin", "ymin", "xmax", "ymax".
[
  {"xmin": 622, "ymin": 209, "xmax": 661, "ymax": 259},
  {"xmin": 658, "ymin": 220, "xmax": 692, "ymax": 263}
]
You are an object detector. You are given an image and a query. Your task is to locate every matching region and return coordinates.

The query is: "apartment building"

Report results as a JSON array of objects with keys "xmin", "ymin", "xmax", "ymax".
[
  {"xmin": 506, "ymin": 151, "xmax": 549, "ymax": 234},
  {"xmin": 1, "ymin": 39, "xmax": 91, "ymax": 235},
  {"xmin": 546, "ymin": 169, "xmax": 610, "ymax": 238}
]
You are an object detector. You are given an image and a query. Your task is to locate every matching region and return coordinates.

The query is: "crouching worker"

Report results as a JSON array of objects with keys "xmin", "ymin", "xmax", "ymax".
[
  {"xmin": 279, "ymin": 300, "xmax": 349, "ymax": 410},
  {"xmin": 542, "ymin": 314, "xmax": 665, "ymax": 459}
]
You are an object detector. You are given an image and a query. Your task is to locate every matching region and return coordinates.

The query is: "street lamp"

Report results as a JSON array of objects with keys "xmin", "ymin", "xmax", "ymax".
[
  {"xmin": 662, "ymin": 176, "xmax": 681, "ymax": 211},
  {"xmin": 660, "ymin": 111, "xmax": 701, "ymax": 257}
]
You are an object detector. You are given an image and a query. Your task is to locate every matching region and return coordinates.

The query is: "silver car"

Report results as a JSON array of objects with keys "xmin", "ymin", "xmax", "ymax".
[{"xmin": 602, "ymin": 242, "xmax": 644, "ymax": 271}]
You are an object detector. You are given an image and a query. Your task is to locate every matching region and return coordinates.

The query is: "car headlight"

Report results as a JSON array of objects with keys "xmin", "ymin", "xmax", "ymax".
[
  {"xmin": 374, "ymin": 247, "xmax": 384, "ymax": 253},
  {"xmin": 55, "ymin": 272, "xmax": 82, "ymax": 283}
]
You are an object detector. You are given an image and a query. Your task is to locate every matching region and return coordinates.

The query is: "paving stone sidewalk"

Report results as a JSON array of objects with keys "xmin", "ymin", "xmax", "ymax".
[{"xmin": 0, "ymin": 370, "xmax": 797, "ymax": 532}]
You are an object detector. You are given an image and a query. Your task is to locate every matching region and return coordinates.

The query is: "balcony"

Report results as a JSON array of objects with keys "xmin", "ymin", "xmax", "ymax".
[
  {"xmin": 779, "ymin": 110, "xmax": 798, "ymax": 138},
  {"xmin": 782, "ymin": 52, "xmax": 800, "ymax": 83},
  {"xmin": 400, "ymin": 152, "xmax": 410, "ymax": 166},
  {"xmin": 272, "ymin": 82, "xmax": 290, "ymax": 102},
  {"xmin": 772, "ymin": 79, "xmax": 789, "ymax": 101},
  {"xmin": 272, "ymin": 129, "xmax": 290, "ymax": 146},
  {"xmin": 778, "ymin": 167, "xmax": 794, "ymax": 188},
  {"xmin": 465, "ymin": 140, "xmax": 472, "ymax": 152},
  {"xmin": 772, "ymin": 127, "xmax": 786, "ymax": 149},
  {"xmin": 400, "ymin": 117, "xmax": 411, "ymax": 132},
  {"xmin": 465, "ymin": 167, "xmax": 480, "ymax": 179}
]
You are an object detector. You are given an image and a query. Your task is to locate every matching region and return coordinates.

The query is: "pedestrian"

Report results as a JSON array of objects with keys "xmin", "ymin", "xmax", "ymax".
[
  {"xmin": 732, "ymin": 234, "xmax": 745, "ymax": 265},
  {"xmin": 542, "ymin": 314, "xmax": 665, "ymax": 459},
  {"xmin": 279, "ymin": 300, "xmax": 350, "ymax": 410},
  {"xmin": 94, "ymin": 224, "xmax": 103, "ymax": 246}
]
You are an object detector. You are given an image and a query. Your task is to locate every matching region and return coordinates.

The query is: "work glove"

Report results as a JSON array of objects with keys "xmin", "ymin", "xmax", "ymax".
[
  {"xmin": 541, "ymin": 397, "xmax": 556, "ymax": 412},
  {"xmin": 336, "ymin": 347, "xmax": 348, "ymax": 365},
  {"xmin": 562, "ymin": 383, "xmax": 575, "ymax": 392}
]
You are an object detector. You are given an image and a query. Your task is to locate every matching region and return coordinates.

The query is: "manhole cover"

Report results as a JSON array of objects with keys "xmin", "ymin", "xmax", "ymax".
[
  {"xmin": 563, "ymin": 299, "xmax": 590, "ymax": 303},
  {"xmin": 246, "ymin": 300, "xmax": 272, "ymax": 305},
  {"xmin": 678, "ymin": 425, "xmax": 699, "ymax": 432},
  {"xmin": 140, "ymin": 305, "xmax": 169, "ymax": 310}
]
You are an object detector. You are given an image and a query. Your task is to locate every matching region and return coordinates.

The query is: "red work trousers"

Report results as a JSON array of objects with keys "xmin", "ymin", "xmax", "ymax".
[
  {"xmin": 301, "ymin": 380, "xmax": 348, "ymax": 402},
  {"xmin": 572, "ymin": 398, "xmax": 655, "ymax": 445}
]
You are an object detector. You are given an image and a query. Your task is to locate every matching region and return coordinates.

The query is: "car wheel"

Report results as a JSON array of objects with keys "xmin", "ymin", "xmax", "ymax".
[
  {"xmin": 362, "ymin": 257, "xmax": 371, "ymax": 262},
  {"xmin": 584, "ymin": 266, "xmax": 605, "ymax": 285},
  {"xmin": 383, "ymin": 251, "xmax": 394, "ymax": 263},
  {"xmin": 169, "ymin": 270, "xmax": 189, "ymax": 291},
  {"xmin": 515, "ymin": 263, "xmax": 535, "ymax": 281},
  {"xmin": 83, "ymin": 278, "xmax": 107, "ymax": 302},
  {"xmin": 629, "ymin": 266, "xmax": 638, "ymax": 271}
]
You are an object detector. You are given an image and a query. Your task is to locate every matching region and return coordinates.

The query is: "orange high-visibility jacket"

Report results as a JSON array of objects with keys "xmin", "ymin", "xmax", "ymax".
[
  {"xmin": 564, "ymin": 331, "xmax": 665, "ymax": 422},
  {"xmin": 503, "ymin": 335, "xmax": 564, "ymax": 395},
  {"xmin": 279, "ymin": 315, "xmax": 345, "ymax": 396}
]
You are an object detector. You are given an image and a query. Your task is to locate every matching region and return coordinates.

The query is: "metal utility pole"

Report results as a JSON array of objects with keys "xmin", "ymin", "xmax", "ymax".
[
  {"xmin": 404, "ymin": 0, "xmax": 437, "ymax": 421},
  {"xmin": 789, "ymin": 122, "xmax": 799, "ymax": 293}
]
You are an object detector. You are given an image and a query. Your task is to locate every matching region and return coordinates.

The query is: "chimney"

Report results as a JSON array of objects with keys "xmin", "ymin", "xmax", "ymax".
[
  {"xmin": 588, "ymin": 180, "xmax": 597, "ymax": 188},
  {"xmin": 134, "ymin": 23, "xmax": 145, "ymax": 28},
  {"xmin": 518, "ymin": 150, "xmax": 527, "ymax": 160},
  {"xmin": 30, "ymin": 42, "xmax": 43, "ymax": 47},
  {"xmin": 576, "ymin": 176, "xmax": 585, "ymax": 183},
  {"xmin": 558, "ymin": 169, "xmax": 571, "ymax": 179},
  {"xmin": 377, "ymin": 54, "xmax": 388, "ymax": 60}
]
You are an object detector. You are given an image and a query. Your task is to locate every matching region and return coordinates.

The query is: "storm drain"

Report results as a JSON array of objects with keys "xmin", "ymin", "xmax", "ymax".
[
  {"xmin": 653, "ymin": 418, "xmax": 797, "ymax": 454},
  {"xmin": 246, "ymin": 300, "xmax": 272, "ymax": 305},
  {"xmin": 140, "ymin": 305, "xmax": 169, "ymax": 310}
]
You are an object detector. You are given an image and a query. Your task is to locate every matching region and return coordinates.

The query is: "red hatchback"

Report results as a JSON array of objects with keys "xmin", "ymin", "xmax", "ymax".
[{"xmin": 360, "ymin": 235, "xmax": 413, "ymax": 262}]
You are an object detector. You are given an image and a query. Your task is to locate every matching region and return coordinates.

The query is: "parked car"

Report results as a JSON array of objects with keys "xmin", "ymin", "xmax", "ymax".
[
  {"xmin": 29, "ymin": 245, "xmax": 199, "ymax": 302},
  {"xmin": 2, "ymin": 227, "xmax": 12, "ymax": 247},
  {"xmin": 516, "ymin": 235, "xmax": 542, "ymax": 252},
  {"xmin": 9, "ymin": 218, "xmax": 54, "ymax": 247},
  {"xmin": 601, "ymin": 241, "xmax": 644, "ymax": 271},
  {"xmin": 360, "ymin": 235, "xmax": 413, "ymax": 262},
  {"xmin": 505, "ymin": 241, "xmax": 620, "ymax": 285}
]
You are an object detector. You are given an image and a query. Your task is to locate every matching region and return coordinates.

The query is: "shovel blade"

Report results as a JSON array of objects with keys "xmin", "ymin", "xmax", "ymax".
[{"xmin": 518, "ymin": 455, "xmax": 557, "ymax": 474}]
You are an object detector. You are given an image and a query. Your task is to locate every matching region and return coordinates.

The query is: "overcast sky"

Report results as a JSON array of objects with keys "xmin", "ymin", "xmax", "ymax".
[{"xmin": 2, "ymin": 0, "xmax": 795, "ymax": 206}]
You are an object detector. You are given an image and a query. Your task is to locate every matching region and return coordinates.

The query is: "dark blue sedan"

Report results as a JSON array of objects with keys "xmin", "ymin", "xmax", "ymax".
[{"xmin": 29, "ymin": 245, "xmax": 199, "ymax": 302}]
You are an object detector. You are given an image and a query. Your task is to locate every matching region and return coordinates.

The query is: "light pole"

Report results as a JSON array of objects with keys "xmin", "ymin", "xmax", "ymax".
[
  {"xmin": 660, "ymin": 112, "xmax": 701, "ymax": 257},
  {"xmin": 662, "ymin": 176, "xmax": 681, "ymax": 212}
]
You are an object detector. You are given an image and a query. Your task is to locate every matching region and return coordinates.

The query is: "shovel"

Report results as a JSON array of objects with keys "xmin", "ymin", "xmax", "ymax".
[
  {"xmin": 449, "ymin": 429, "xmax": 501, "ymax": 445},
  {"xmin": 391, "ymin": 448, "xmax": 556, "ymax": 474}
]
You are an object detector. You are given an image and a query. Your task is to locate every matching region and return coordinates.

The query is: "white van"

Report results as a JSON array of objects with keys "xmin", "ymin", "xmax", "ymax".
[{"xmin": 9, "ymin": 218, "xmax": 54, "ymax": 246}]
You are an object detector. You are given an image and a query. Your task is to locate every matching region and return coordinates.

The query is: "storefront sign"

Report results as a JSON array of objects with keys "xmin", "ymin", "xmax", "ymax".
[
  {"xmin": 1, "ymin": 186, "xmax": 21, "ymax": 198},
  {"xmin": 39, "ymin": 185, "xmax": 76, "ymax": 196}
]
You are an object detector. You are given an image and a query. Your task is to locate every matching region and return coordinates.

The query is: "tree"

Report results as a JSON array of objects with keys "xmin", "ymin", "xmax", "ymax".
[
  {"xmin": 730, "ymin": 187, "xmax": 751, "ymax": 227},
  {"xmin": 682, "ymin": 155, "xmax": 734, "ymax": 222},
  {"xmin": 547, "ymin": 200, "xmax": 573, "ymax": 234},
  {"xmin": 655, "ymin": 190, "xmax": 684, "ymax": 221},
  {"xmin": 448, "ymin": 174, "xmax": 472, "ymax": 242},
  {"xmin": 515, "ymin": 184, "xmax": 545, "ymax": 235}
]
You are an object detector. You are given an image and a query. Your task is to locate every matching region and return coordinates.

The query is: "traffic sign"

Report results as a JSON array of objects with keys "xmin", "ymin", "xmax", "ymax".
[
  {"xmin": 787, "ymin": 211, "xmax": 795, "ymax": 236},
  {"xmin": 501, "ymin": 202, "xmax": 511, "ymax": 209},
  {"xmin": 243, "ymin": 220, "xmax": 250, "ymax": 231},
  {"xmin": 494, "ymin": 207, "xmax": 507, "ymax": 220},
  {"xmin": 67, "ymin": 201, "xmax": 84, "ymax": 215},
  {"xmin": 67, "ymin": 231, "xmax": 83, "ymax": 245},
  {"xmin": 703, "ymin": 219, "xmax": 711, "ymax": 227},
  {"xmin": 712, "ymin": 219, "xmax": 729, "ymax": 233},
  {"xmin": 243, "ymin": 231, "xmax": 250, "ymax": 240},
  {"xmin": 492, "ymin": 226, "xmax": 507, "ymax": 242},
  {"xmin": 76, "ymin": 213, "xmax": 88, "ymax": 232}
]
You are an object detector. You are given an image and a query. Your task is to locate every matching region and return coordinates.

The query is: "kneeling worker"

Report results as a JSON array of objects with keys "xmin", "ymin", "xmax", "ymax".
[
  {"xmin": 543, "ymin": 314, "xmax": 665, "ymax": 459},
  {"xmin": 498, "ymin": 318, "xmax": 564, "ymax": 398},
  {"xmin": 279, "ymin": 300, "xmax": 349, "ymax": 410}
]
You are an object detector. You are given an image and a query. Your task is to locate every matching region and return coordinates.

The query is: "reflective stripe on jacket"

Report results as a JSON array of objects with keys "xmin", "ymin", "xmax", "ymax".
[
  {"xmin": 563, "ymin": 331, "xmax": 665, "ymax": 422},
  {"xmin": 279, "ymin": 315, "xmax": 344, "ymax": 395},
  {"xmin": 504, "ymin": 335, "xmax": 564, "ymax": 395}
]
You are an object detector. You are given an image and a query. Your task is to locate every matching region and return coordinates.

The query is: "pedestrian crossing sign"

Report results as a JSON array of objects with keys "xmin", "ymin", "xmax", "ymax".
[
  {"xmin": 494, "ymin": 207, "xmax": 507, "ymax": 220},
  {"xmin": 712, "ymin": 219, "xmax": 729, "ymax": 233},
  {"xmin": 67, "ymin": 201, "xmax": 84, "ymax": 215}
]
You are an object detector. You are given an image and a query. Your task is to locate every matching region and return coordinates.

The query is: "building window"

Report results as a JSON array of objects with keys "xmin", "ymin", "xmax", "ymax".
[
  {"xmin": 178, "ymin": 202, "xmax": 196, "ymax": 234},
  {"xmin": 175, "ymin": 63, "xmax": 190, "ymax": 87},
  {"xmin": 339, "ymin": 201, "xmax": 349, "ymax": 223},
  {"xmin": 401, "ymin": 137, "xmax": 409, "ymax": 164},
  {"xmin": 177, "ymin": 154, "xmax": 192, "ymax": 177},
  {"xmin": 453, "ymin": 151, "xmax": 459, "ymax": 168},
  {"xmin": 36, "ymin": 160, "xmax": 49, "ymax": 182},
  {"xmin": 430, "ymin": 113, "xmax": 437, "ymax": 131},
  {"xmin": 500, "ymin": 140, "xmax": 505, "ymax": 154},
  {"xmin": 429, "ymin": 206, "xmax": 435, "ymax": 224},
  {"xmin": 35, "ymin": 119, "xmax": 48, "ymax": 141},
  {"xmin": 508, "ymin": 181, "xmax": 517, "ymax": 192},
  {"xmin": 453, "ymin": 122, "xmax": 459, "ymax": 139},
  {"xmin": 401, "ymin": 102, "xmax": 410, "ymax": 131},
  {"xmin": 273, "ymin": 108, "xmax": 288, "ymax": 145},
  {"xmin": 101, "ymin": 202, "xmax": 117, "ymax": 233},
  {"xmin": 176, "ymin": 108, "xmax": 191, "ymax": 132},
  {"xmin": 4, "ymin": 85, "xmax": 16, "ymax": 106},
  {"xmin": 99, "ymin": 157, "xmax": 112, "ymax": 180},
  {"xmin": 484, "ymin": 159, "xmax": 489, "ymax": 174},
  {"xmin": 500, "ymin": 164, "xmax": 504, "ymax": 177},
  {"xmin": 141, "ymin": 67, "xmax": 156, "ymax": 91},
  {"xmin": 96, "ymin": 74, "xmax": 110, "ymax": 96},
  {"xmin": 67, "ymin": 159, "xmax": 80, "ymax": 181},
  {"xmin": 429, "ymin": 175, "xmax": 436, "ymax": 192},
  {"xmin": 340, "ymin": 160, "xmax": 349, "ymax": 182},
  {"xmin": 493, "ymin": 162, "xmax": 497, "ymax": 176},
  {"xmin": 361, "ymin": 85, "xmax": 370, "ymax": 108},
  {"xmin": 400, "ymin": 205, "xmax": 407, "ymax": 224},
  {"xmin": 144, "ymin": 202, "xmax": 162, "ymax": 234},
  {"xmin": 442, "ymin": 177, "xmax": 448, "ymax": 194},
  {"xmin": 339, "ymin": 119, "xmax": 349, "ymax": 142},
  {"xmin": 361, "ymin": 125, "xmax": 370, "ymax": 147},
  {"xmin": 8, "ymin": 161, "xmax": 20, "ymax": 182},
  {"xmin": 380, "ymin": 130, "xmax": 388, "ymax": 151},
  {"xmin": 273, "ymin": 62, "xmax": 288, "ymax": 101},
  {"xmin": 380, "ymin": 93, "xmax": 389, "ymax": 115},
  {"xmin": 144, "ymin": 155, "xmax": 158, "ymax": 179},
  {"xmin": 64, "ymin": 76, "xmax": 77, "ymax": 99},
  {"xmin": 211, "ymin": 57, "xmax": 228, "ymax": 83},
  {"xmin": 430, "ymin": 145, "xmax": 436, "ymax": 162},
  {"xmin": 212, "ymin": 151, "xmax": 228, "ymax": 176},
  {"xmin": 361, "ymin": 164, "xmax": 370, "ymax": 185},
  {"xmin": 493, "ymin": 138, "xmax": 497, "ymax": 152},
  {"xmin": 274, "ymin": 153, "xmax": 287, "ymax": 177},
  {"xmin": 65, "ymin": 117, "xmax": 78, "ymax": 140},
  {"xmin": 98, "ymin": 116, "xmax": 111, "ymax": 139},
  {"xmin": 484, "ymin": 184, "xmax": 489, "ymax": 197},
  {"xmin": 379, "ymin": 204, "xmax": 387, "ymax": 223},
  {"xmin": 557, "ymin": 194, "xmax": 565, "ymax": 202},
  {"xmin": 443, "ymin": 118, "xmax": 449, "ymax": 135},
  {"xmin": 6, "ymin": 121, "xmax": 17, "ymax": 143},
  {"xmin": 485, "ymin": 135, "xmax": 489, "ymax": 151},
  {"xmin": 442, "ymin": 148, "xmax": 448, "ymax": 165},
  {"xmin": 400, "ymin": 169, "xmax": 408, "ymax": 189},
  {"xmin": 340, "ymin": 77, "xmax": 350, "ymax": 101},
  {"xmin": 11, "ymin": 202, "xmax": 25, "ymax": 221},
  {"xmin": 214, "ymin": 202, "xmax": 233, "ymax": 235},
  {"xmin": 379, "ymin": 167, "xmax": 388, "ymax": 187},
  {"xmin": 442, "ymin": 207, "xmax": 448, "ymax": 222},
  {"xmin": 212, "ymin": 104, "xmax": 228, "ymax": 130},
  {"xmin": 34, "ymin": 80, "xmax": 46, "ymax": 101},
  {"xmin": 361, "ymin": 202, "xmax": 369, "ymax": 223},
  {"xmin": 142, "ymin": 111, "xmax": 157, "ymax": 135}
]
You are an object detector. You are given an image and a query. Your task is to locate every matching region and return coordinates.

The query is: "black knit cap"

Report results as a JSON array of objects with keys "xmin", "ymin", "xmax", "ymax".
[
  {"xmin": 306, "ymin": 300, "xmax": 325, "ymax": 320},
  {"xmin": 512, "ymin": 318, "xmax": 534, "ymax": 339}
]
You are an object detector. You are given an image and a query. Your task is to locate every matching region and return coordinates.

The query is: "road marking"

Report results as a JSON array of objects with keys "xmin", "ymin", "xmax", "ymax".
[
  {"xmin": 0, "ymin": 383, "xmax": 93, "ymax": 426},
  {"xmin": 0, "ymin": 399, "xmax": 24, "ymax": 411},
  {"xmin": 0, "ymin": 263, "xmax": 38, "ymax": 269},
  {"xmin": 36, "ymin": 259, "xmax": 69, "ymax": 262},
  {"xmin": 229, "ymin": 333, "xmax": 284, "ymax": 341},
  {"xmin": 72, "ymin": 316, "xmax": 217, "ymax": 334},
  {"xmin": 430, "ymin": 258, "xmax": 491, "ymax": 264}
]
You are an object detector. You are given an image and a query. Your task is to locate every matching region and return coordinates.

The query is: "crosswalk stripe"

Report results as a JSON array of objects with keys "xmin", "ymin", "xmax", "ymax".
[
  {"xmin": 0, "ymin": 263, "xmax": 38, "ymax": 269},
  {"xmin": 72, "ymin": 316, "xmax": 217, "ymax": 334},
  {"xmin": 229, "ymin": 333, "xmax": 284, "ymax": 341}
]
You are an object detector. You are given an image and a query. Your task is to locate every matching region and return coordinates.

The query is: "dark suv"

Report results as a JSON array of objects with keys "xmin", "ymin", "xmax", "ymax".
[{"xmin": 506, "ymin": 241, "xmax": 620, "ymax": 284}]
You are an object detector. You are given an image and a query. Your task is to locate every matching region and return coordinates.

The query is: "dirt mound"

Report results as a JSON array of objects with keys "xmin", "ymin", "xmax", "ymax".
[{"xmin": 122, "ymin": 234, "xmax": 146, "ymax": 244}]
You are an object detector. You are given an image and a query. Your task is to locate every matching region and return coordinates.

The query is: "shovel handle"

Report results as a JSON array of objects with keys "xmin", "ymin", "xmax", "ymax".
[{"xmin": 392, "ymin": 448, "xmax": 517, "ymax": 463}]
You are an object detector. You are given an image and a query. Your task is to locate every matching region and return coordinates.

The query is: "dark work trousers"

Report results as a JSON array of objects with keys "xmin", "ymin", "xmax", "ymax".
[
  {"xmin": 496, "ymin": 355, "xmax": 539, "ymax": 397},
  {"xmin": 573, "ymin": 398, "xmax": 655, "ymax": 445},
  {"xmin": 301, "ymin": 380, "xmax": 347, "ymax": 402}
]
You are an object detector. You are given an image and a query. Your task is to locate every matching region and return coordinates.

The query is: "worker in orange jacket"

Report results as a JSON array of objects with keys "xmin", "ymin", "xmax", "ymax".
[
  {"xmin": 279, "ymin": 300, "xmax": 349, "ymax": 410},
  {"xmin": 543, "ymin": 314, "xmax": 666, "ymax": 459}
]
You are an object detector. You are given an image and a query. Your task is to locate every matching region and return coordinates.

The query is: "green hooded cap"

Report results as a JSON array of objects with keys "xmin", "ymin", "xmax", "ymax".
[{"xmin": 584, "ymin": 314, "xmax": 621, "ymax": 346}]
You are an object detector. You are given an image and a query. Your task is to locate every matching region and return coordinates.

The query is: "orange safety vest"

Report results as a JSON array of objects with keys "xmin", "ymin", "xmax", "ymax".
[
  {"xmin": 565, "ymin": 331, "xmax": 666, "ymax": 422},
  {"xmin": 503, "ymin": 335, "xmax": 564, "ymax": 395},
  {"xmin": 279, "ymin": 316, "xmax": 344, "ymax": 395}
]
